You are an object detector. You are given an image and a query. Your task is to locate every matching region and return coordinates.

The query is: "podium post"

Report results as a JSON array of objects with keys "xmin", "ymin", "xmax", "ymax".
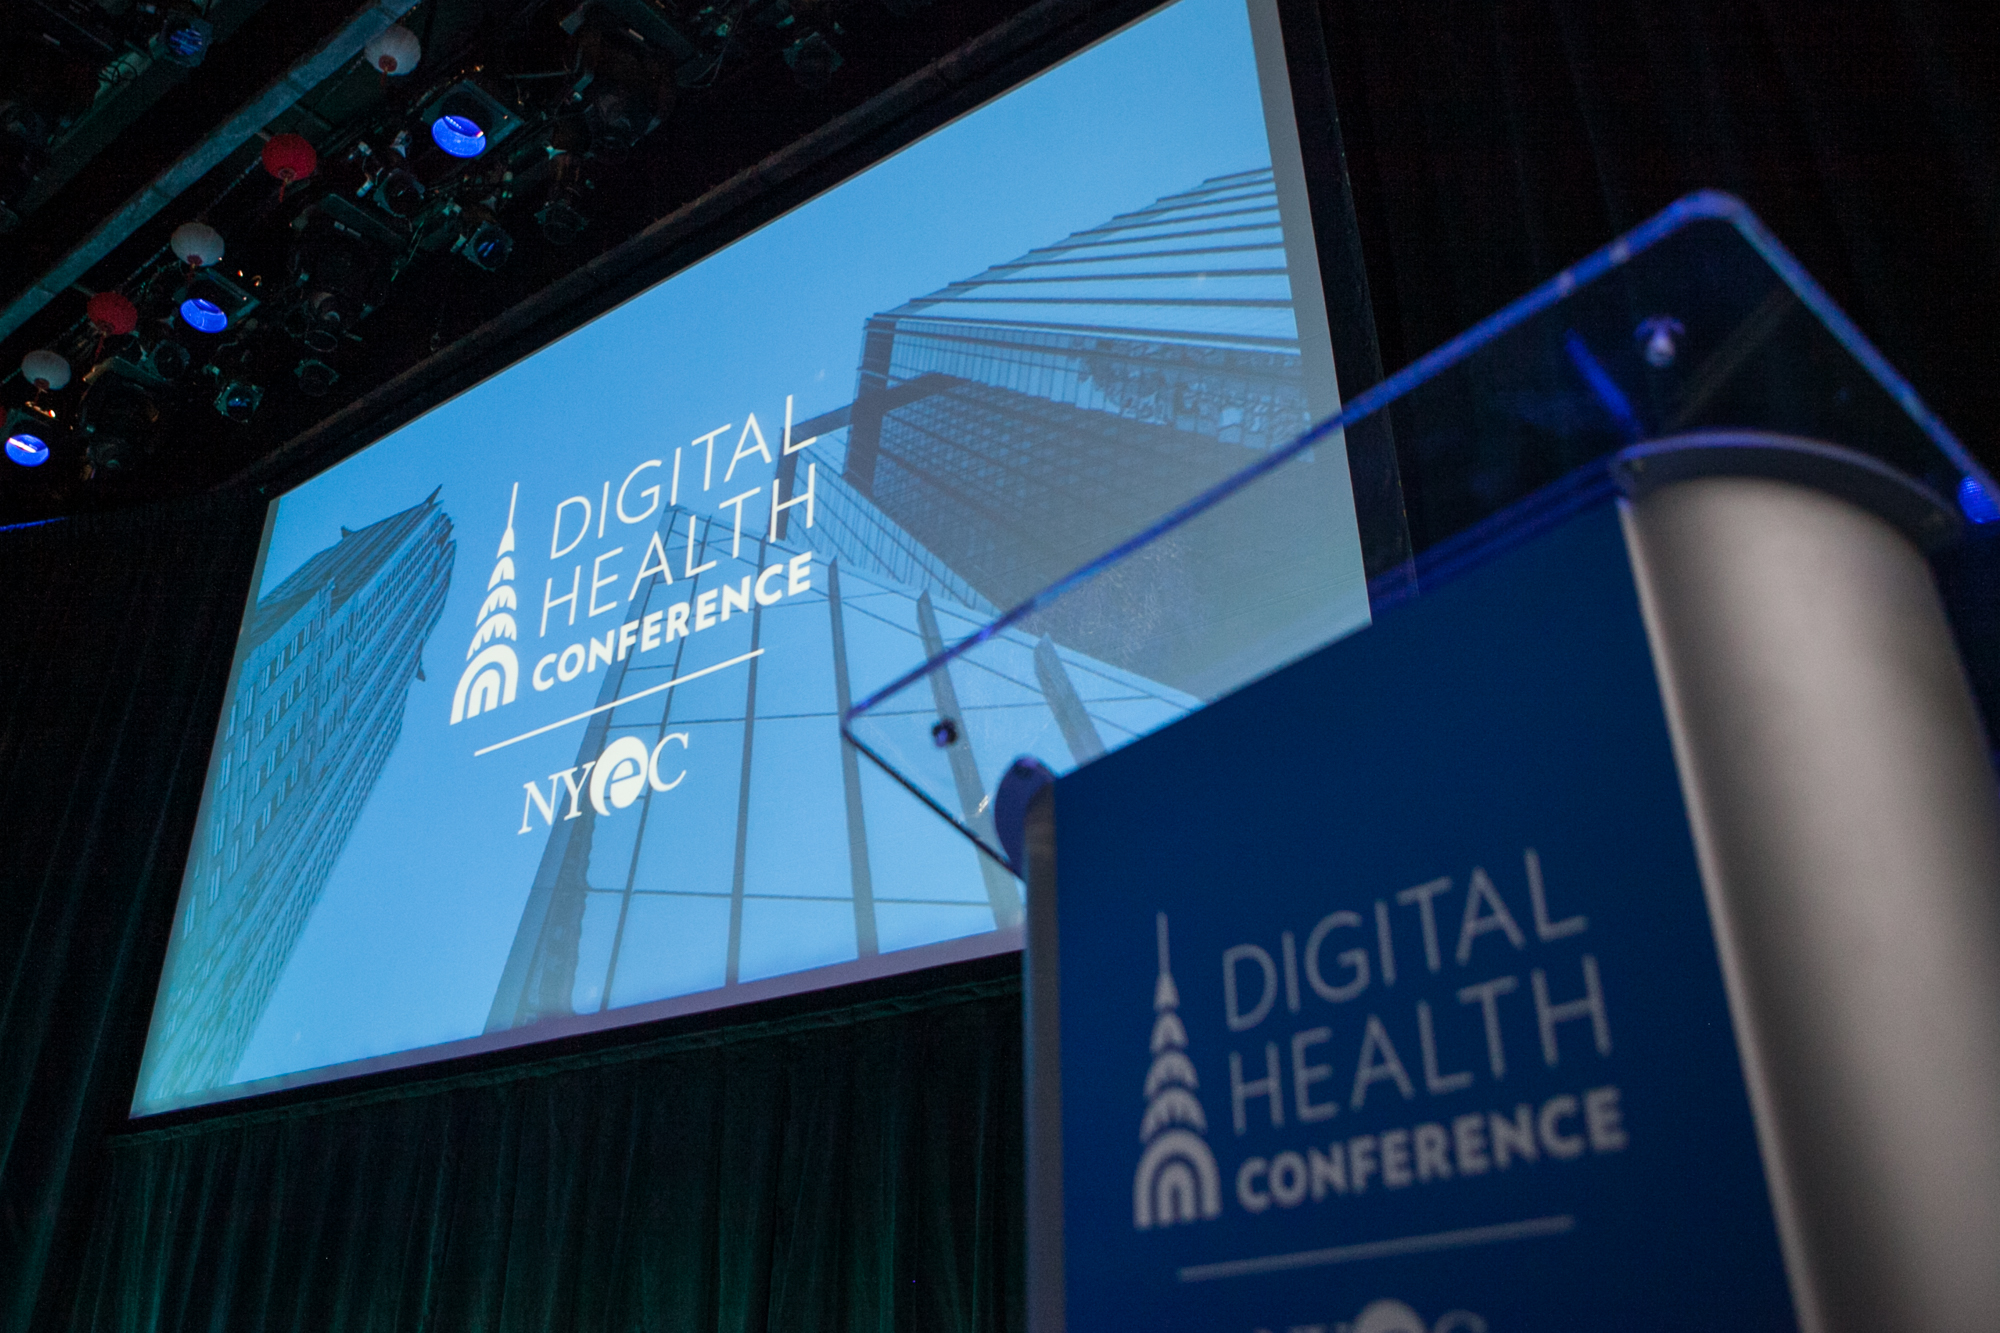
[{"xmin": 1620, "ymin": 436, "xmax": 2000, "ymax": 1331}]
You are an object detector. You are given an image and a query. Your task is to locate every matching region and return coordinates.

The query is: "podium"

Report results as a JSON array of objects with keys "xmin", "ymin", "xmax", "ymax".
[{"xmin": 845, "ymin": 192, "xmax": 2000, "ymax": 1332}]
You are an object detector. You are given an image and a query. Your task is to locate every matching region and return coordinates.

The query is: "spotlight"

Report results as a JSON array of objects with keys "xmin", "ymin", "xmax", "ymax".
[
  {"xmin": 83, "ymin": 433, "xmax": 133, "ymax": 475},
  {"xmin": 537, "ymin": 193, "xmax": 588, "ymax": 246},
  {"xmin": 415, "ymin": 84, "xmax": 523, "ymax": 174},
  {"xmin": 179, "ymin": 295, "xmax": 229, "ymax": 333},
  {"xmin": 158, "ymin": 10, "xmax": 214, "ymax": 67},
  {"xmin": 1962, "ymin": 475, "xmax": 2000, "ymax": 526},
  {"xmin": 146, "ymin": 338, "xmax": 192, "ymax": 381},
  {"xmin": 78, "ymin": 365, "xmax": 164, "ymax": 465},
  {"xmin": 214, "ymin": 379, "xmax": 264, "ymax": 422},
  {"xmin": 573, "ymin": 30, "xmax": 671, "ymax": 162},
  {"xmin": 294, "ymin": 358, "xmax": 340, "ymax": 397},
  {"xmin": 5, "ymin": 431, "xmax": 49, "ymax": 467},
  {"xmin": 5, "ymin": 405, "xmax": 60, "ymax": 466},
  {"xmin": 171, "ymin": 272, "xmax": 256, "ymax": 336},
  {"xmin": 536, "ymin": 157, "xmax": 589, "ymax": 246},
  {"xmin": 783, "ymin": 32, "xmax": 843, "ymax": 90},
  {"xmin": 376, "ymin": 167, "xmax": 426, "ymax": 218},
  {"xmin": 286, "ymin": 201, "xmax": 392, "ymax": 346},
  {"xmin": 458, "ymin": 213, "xmax": 513, "ymax": 271},
  {"xmin": 430, "ymin": 114, "xmax": 486, "ymax": 158}
]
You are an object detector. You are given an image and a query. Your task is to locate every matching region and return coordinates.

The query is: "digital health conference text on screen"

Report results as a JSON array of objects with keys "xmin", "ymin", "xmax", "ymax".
[{"xmin": 133, "ymin": 0, "xmax": 1371, "ymax": 1115}]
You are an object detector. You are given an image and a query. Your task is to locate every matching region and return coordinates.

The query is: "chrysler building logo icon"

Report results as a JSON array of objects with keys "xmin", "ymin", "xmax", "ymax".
[
  {"xmin": 1134, "ymin": 913, "xmax": 1222, "ymax": 1229},
  {"xmin": 452, "ymin": 483, "xmax": 522, "ymax": 724}
]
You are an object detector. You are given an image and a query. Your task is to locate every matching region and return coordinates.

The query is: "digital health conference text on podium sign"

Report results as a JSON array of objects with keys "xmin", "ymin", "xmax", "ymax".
[{"xmin": 1032, "ymin": 507, "xmax": 1796, "ymax": 1331}]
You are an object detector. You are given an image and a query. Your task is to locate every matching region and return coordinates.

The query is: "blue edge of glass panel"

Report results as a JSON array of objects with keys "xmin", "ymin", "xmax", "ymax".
[{"xmin": 843, "ymin": 188, "xmax": 1997, "ymax": 758}]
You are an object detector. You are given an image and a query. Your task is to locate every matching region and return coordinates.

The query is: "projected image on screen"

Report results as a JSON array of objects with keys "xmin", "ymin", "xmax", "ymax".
[{"xmin": 133, "ymin": 0, "xmax": 1370, "ymax": 1114}]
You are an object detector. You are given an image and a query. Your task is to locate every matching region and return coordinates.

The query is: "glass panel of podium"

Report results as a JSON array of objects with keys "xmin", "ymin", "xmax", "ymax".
[{"xmin": 843, "ymin": 190, "xmax": 1999, "ymax": 866}]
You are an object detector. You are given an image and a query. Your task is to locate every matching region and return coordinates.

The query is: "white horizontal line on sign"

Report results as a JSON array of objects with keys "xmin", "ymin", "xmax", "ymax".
[
  {"xmin": 473, "ymin": 649, "xmax": 765, "ymax": 757},
  {"xmin": 1177, "ymin": 1214, "xmax": 1576, "ymax": 1283}
]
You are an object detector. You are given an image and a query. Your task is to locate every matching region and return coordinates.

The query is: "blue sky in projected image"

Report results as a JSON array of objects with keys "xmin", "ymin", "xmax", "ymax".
[{"xmin": 231, "ymin": 0, "xmax": 1279, "ymax": 1084}]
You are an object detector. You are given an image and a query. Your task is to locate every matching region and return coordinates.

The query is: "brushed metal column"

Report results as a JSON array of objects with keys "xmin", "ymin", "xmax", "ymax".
[{"xmin": 1620, "ymin": 436, "xmax": 2000, "ymax": 1333}]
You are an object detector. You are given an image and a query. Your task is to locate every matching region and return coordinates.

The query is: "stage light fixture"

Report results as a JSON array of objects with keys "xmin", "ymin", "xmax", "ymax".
[
  {"xmin": 571, "ymin": 30, "xmax": 671, "ymax": 163},
  {"xmin": 458, "ymin": 214, "xmax": 513, "ymax": 271},
  {"xmin": 4, "ymin": 405, "xmax": 58, "ymax": 466},
  {"xmin": 158, "ymin": 10, "xmax": 214, "ymax": 67},
  {"xmin": 376, "ymin": 167, "xmax": 426, "ymax": 218},
  {"xmin": 214, "ymin": 379, "xmax": 264, "ymax": 423},
  {"xmin": 5, "ymin": 431, "xmax": 49, "ymax": 466},
  {"xmin": 1962, "ymin": 475, "xmax": 2000, "ymax": 526},
  {"xmin": 537, "ymin": 193, "xmax": 588, "ymax": 246},
  {"xmin": 783, "ymin": 32, "xmax": 843, "ymax": 90},
  {"xmin": 78, "ymin": 365, "xmax": 165, "ymax": 466},
  {"xmin": 285, "ymin": 200, "xmax": 393, "ymax": 348},
  {"xmin": 146, "ymin": 338, "xmax": 192, "ymax": 381},
  {"xmin": 179, "ymin": 295, "xmax": 229, "ymax": 333},
  {"xmin": 536, "ymin": 156, "xmax": 589, "ymax": 246},
  {"xmin": 294, "ymin": 358, "xmax": 340, "ymax": 397},
  {"xmin": 431, "ymin": 114, "xmax": 486, "ymax": 158},
  {"xmin": 169, "ymin": 271, "xmax": 257, "ymax": 338}
]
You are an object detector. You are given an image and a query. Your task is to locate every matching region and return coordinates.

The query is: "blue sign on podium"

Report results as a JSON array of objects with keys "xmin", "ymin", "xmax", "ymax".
[{"xmin": 1036, "ymin": 504, "xmax": 1797, "ymax": 1331}]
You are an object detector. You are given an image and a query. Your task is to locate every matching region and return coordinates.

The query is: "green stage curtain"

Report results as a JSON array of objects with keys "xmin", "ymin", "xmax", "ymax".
[
  {"xmin": 68, "ymin": 978, "xmax": 1023, "ymax": 1333},
  {"xmin": 0, "ymin": 494, "xmax": 269, "ymax": 1333},
  {"xmin": 0, "ymin": 490, "xmax": 1025, "ymax": 1333}
]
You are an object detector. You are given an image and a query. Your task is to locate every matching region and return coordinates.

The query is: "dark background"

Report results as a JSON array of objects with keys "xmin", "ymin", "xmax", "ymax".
[{"xmin": 3, "ymin": 0, "xmax": 1996, "ymax": 1328}]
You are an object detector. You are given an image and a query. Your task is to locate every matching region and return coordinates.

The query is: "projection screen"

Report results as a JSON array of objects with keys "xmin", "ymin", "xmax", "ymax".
[{"xmin": 133, "ymin": 0, "xmax": 1372, "ymax": 1115}]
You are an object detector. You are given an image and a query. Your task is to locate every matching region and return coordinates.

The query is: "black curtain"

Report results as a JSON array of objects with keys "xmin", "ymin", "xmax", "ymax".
[
  {"xmin": 1318, "ymin": 0, "xmax": 2000, "ymax": 546},
  {"xmin": 0, "ymin": 495, "xmax": 268, "ymax": 1332}
]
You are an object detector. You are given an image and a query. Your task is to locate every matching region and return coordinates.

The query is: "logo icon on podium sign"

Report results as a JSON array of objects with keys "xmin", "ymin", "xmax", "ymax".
[{"xmin": 1134, "ymin": 914, "xmax": 1222, "ymax": 1229}]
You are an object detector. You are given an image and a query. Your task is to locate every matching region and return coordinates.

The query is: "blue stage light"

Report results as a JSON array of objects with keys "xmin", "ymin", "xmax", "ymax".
[
  {"xmin": 179, "ymin": 296, "xmax": 228, "ymax": 333},
  {"xmin": 1961, "ymin": 475, "xmax": 2000, "ymax": 526},
  {"xmin": 6, "ymin": 433, "xmax": 50, "ymax": 467},
  {"xmin": 431, "ymin": 114, "xmax": 486, "ymax": 158},
  {"xmin": 159, "ymin": 10, "xmax": 213, "ymax": 67}
]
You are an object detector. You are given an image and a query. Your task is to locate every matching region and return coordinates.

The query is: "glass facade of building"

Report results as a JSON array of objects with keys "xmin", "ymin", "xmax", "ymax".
[
  {"xmin": 482, "ymin": 170, "xmax": 1341, "ymax": 1032},
  {"xmin": 138, "ymin": 497, "xmax": 456, "ymax": 1103}
]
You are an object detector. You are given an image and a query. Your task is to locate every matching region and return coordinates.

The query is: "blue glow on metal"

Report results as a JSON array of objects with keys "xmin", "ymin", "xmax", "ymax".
[
  {"xmin": 1562, "ymin": 330, "xmax": 1642, "ymax": 442},
  {"xmin": 431, "ymin": 114, "xmax": 486, "ymax": 158},
  {"xmin": 1961, "ymin": 475, "xmax": 2000, "ymax": 525},
  {"xmin": 6, "ymin": 433, "xmax": 50, "ymax": 467},
  {"xmin": 163, "ymin": 23, "xmax": 208, "ymax": 58},
  {"xmin": 179, "ymin": 297, "xmax": 228, "ymax": 333}
]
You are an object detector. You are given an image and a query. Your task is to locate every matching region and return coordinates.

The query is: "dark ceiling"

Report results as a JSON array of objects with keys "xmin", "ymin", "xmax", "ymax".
[{"xmin": 0, "ymin": 0, "xmax": 1074, "ymax": 523}]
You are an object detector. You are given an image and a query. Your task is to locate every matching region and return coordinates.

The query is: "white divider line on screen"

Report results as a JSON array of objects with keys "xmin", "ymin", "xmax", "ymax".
[
  {"xmin": 472, "ymin": 649, "xmax": 765, "ymax": 757},
  {"xmin": 1176, "ymin": 1214, "xmax": 1576, "ymax": 1283}
]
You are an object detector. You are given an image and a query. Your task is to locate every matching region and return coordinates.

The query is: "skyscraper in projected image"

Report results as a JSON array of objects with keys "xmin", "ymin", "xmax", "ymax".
[
  {"xmin": 138, "ymin": 495, "xmax": 456, "ymax": 1107},
  {"xmin": 839, "ymin": 167, "xmax": 1340, "ymax": 692},
  {"xmin": 484, "ymin": 168, "xmax": 1355, "ymax": 1029}
]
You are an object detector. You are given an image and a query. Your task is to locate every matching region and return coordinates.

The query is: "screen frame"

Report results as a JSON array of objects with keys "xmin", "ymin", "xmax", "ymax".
[{"xmin": 124, "ymin": 0, "xmax": 1384, "ymax": 1127}]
